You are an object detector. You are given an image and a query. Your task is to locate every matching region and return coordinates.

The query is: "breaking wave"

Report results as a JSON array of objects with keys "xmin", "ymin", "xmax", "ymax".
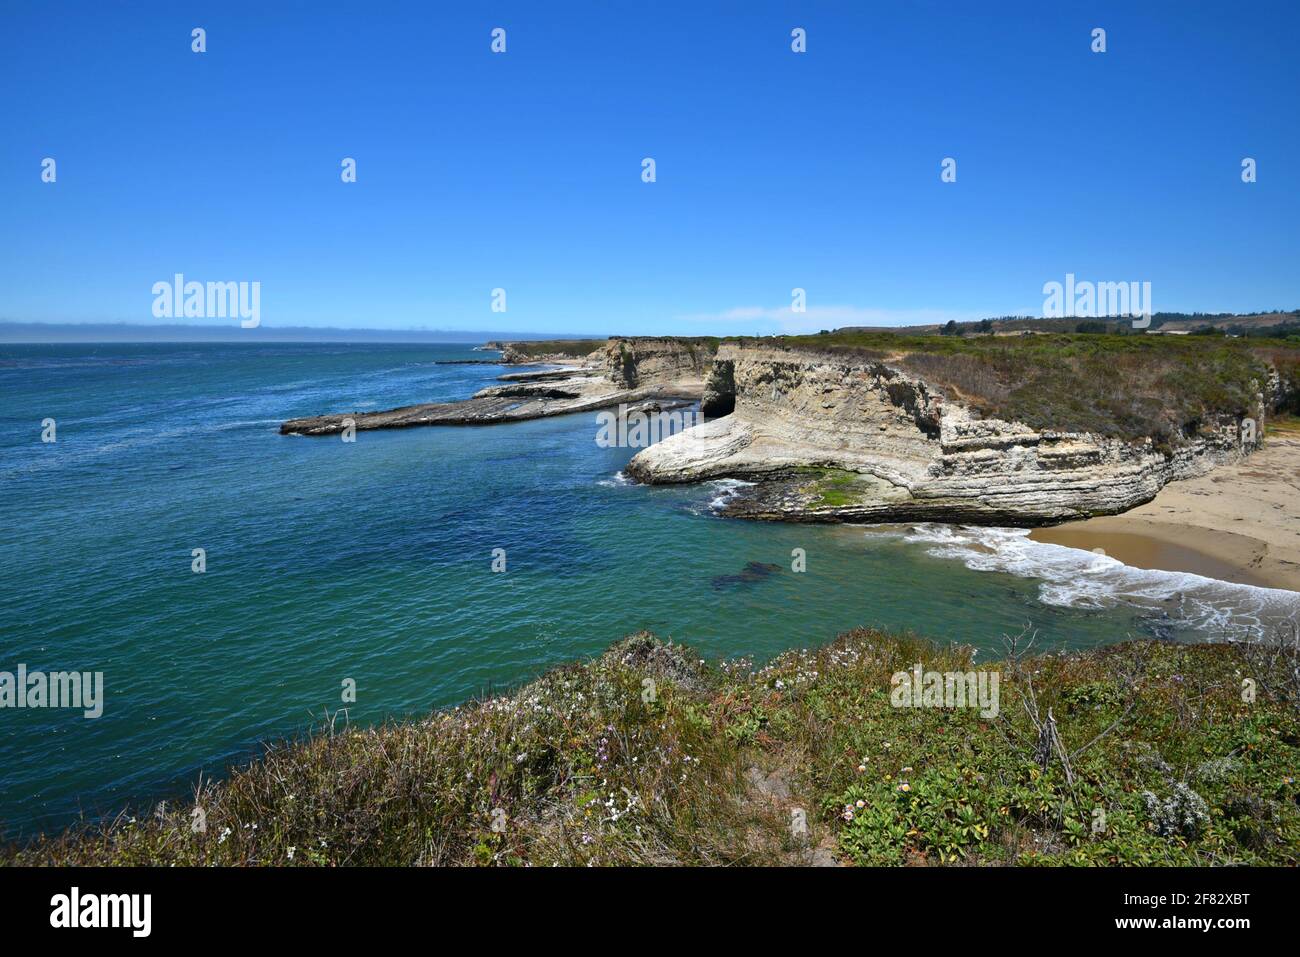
[{"xmin": 878, "ymin": 524, "xmax": 1300, "ymax": 641}]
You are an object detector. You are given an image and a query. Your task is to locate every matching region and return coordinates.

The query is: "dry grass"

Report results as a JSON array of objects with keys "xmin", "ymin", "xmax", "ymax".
[{"xmin": 769, "ymin": 331, "xmax": 1300, "ymax": 445}]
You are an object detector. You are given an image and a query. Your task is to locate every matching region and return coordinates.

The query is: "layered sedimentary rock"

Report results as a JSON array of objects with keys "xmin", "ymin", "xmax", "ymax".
[
  {"xmin": 601, "ymin": 337, "xmax": 715, "ymax": 392},
  {"xmin": 280, "ymin": 338, "xmax": 707, "ymax": 436},
  {"xmin": 625, "ymin": 342, "xmax": 1272, "ymax": 524}
]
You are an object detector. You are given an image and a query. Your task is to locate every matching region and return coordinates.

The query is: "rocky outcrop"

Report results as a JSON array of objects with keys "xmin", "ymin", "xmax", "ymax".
[
  {"xmin": 281, "ymin": 338, "xmax": 706, "ymax": 436},
  {"xmin": 283, "ymin": 333, "xmax": 1291, "ymax": 527},
  {"xmin": 499, "ymin": 340, "xmax": 607, "ymax": 364},
  {"xmin": 602, "ymin": 337, "xmax": 716, "ymax": 391},
  {"xmin": 625, "ymin": 342, "xmax": 1277, "ymax": 524}
]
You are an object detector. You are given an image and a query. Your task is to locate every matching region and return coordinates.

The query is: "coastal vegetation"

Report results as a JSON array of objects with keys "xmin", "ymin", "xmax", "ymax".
[
  {"xmin": 731, "ymin": 332, "xmax": 1300, "ymax": 446},
  {"xmin": 7, "ymin": 628, "xmax": 1297, "ymax": 867},
  {"xmin": 498, "ymin": 339, "xmax": 608, "ymax": 359},
  {"xmin": 794, "ymin": 468, "xmax": 887, "ymax": 509},
  {"xmin": 829, "ymin": 310, "xmax": 1300, "ymax": 338},
  {"xmin": 486, "ymin": 330, "xmax": 1299, "ymax": 448}
]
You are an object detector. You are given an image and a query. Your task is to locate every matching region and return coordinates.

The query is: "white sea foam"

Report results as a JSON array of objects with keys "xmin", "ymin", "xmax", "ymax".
[
  {"xmin": 596, "ymin": 470, "xmax": 633, "ymax": 488},
  {"xmin": 706, "ymin": 478, "xmax": 755, "ymax": 510},
  {"xmin": 874, "ymin": 524, "xmax": 1300, "ymax": 640}
]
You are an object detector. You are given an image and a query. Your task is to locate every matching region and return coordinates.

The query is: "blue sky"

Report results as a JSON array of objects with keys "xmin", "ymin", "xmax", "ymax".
[{"xmin": 2, "ymin": 1, "xmax": 1296, "ymax": 336}]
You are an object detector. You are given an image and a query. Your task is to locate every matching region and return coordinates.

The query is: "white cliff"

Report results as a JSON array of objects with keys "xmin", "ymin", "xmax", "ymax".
[{"xmin": 626, "ymin": 342, "xmax": 1272, "ymax": 524}]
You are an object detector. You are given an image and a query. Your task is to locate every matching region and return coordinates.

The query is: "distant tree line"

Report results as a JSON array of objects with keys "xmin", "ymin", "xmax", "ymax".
[{"xmin": 1190, "ymin": 322, "xmax": 1300, "ymax": 340}]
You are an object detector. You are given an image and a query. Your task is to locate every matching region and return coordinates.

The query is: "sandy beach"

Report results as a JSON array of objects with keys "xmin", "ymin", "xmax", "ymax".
[{"xmin": 1032, "ymin": 424, "xmax": 1300, "ymax": 592}]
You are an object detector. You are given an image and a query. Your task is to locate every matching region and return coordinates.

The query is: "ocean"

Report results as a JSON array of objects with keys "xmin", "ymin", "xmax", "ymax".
[{"xmin": 2, "ymin": 342, "xmax": 1296, "ymax": 836}]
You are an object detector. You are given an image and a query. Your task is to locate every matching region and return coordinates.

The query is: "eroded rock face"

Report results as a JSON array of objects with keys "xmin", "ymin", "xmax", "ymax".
[
  {"xmin": 626, "ymin": 342, "xmax": 1271, "ymax": 524},
  {"xmin": 602, "ymin": 338, "xmax": 715, "ymax": 391},
  {"xmin": 627, "ymin": 344, "xmax": 949, "ymax": 484},
  {"xmin": 701, "ymin": 359, "xmax": 736, "ymax": 419}
]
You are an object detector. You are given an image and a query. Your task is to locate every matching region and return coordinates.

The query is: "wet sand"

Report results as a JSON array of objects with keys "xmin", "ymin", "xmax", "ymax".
[
  {"xmin": 1031, "ymin": 525, "xmax": 1277, "ymax": 588},
  {"xmin": 1031, "ymin": 427, "xmax": 1300, "ymax": 593}
]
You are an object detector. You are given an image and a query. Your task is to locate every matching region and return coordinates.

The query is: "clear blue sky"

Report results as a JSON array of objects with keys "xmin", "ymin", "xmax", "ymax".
[{"xmin": 2, "ymin": 1, "xmax": 1296, "ymax": 336}]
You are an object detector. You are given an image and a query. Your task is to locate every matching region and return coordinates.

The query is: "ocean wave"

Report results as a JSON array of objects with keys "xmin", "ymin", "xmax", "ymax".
[
  {"xmin": 706, "ymin": 478, "xmax": 755, "ymax": 511},
  {"xmin": 596, "ymin": 471, "xmax": 632, "ymax": 488},
  {"xmin": 876, "ymin": 524, "xmax": 1300, "ymax": 640}
]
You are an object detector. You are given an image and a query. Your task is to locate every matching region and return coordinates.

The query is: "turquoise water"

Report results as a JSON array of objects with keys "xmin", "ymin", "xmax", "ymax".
[{"xmin": 1, "ymin": 343, "xmax": 1295, "ymax": 837}]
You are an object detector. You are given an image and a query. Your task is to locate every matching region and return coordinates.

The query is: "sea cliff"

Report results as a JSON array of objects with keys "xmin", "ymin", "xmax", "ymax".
[
  {"xmin": 627, "ymin": 339, "xmax": 1294, "ymax": 525},
  {"xmin": 280, "ymin": 331, "xmax": 1298, "ymax": 536}
]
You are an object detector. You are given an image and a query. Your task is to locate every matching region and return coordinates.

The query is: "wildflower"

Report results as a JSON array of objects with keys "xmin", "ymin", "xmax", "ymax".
[
  {"xmin": 902, "ymin": 766, "xmax": 913, "ymax": 773},
  {"xmin": 287, "ymin": 846, "xmax": 296, "ymax": 860},
  {"xmin": 218, "ymin": 827, "xmax": 232, "ymax": 844},
  {"xmin": 898, "ymin": 783, "xmax": 911, "ymax": 793},
  {"xmin": 855, "ymin": 799, "xmax": 865, "ymax": 809},
  {"xmin": 857, "ymin": 764, "xmax": 867, "ymax": 773}
]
